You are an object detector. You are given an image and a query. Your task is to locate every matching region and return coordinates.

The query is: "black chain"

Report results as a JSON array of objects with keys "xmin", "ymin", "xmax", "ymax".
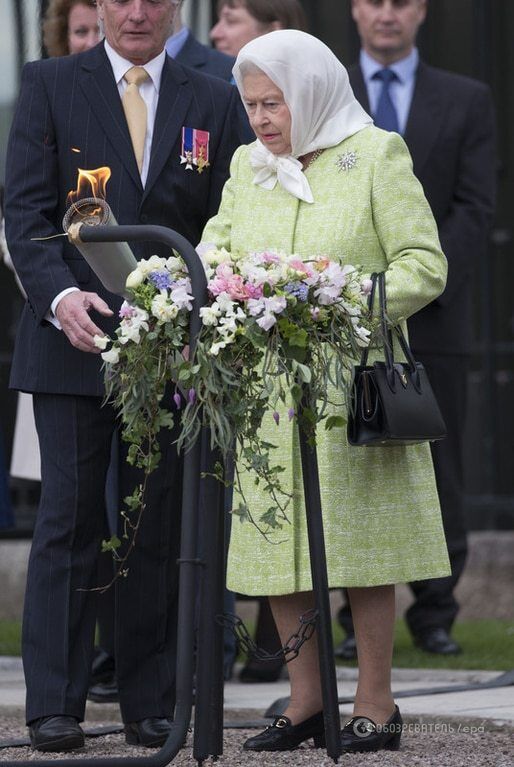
[{"xmin": 217, "ymin": 609, "xmax": 318, "ymax": 663}]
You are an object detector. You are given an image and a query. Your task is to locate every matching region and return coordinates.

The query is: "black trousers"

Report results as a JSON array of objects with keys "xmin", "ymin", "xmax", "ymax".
[
  {"xmin": 24, "ymin": 392, "xmax": 183, "ymax": 724},
  {"xmin": 338, "ymin": 353, "xmax": 469, "ymax": 637}
]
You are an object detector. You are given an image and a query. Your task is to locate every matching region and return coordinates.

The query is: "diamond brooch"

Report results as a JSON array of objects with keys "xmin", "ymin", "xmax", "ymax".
[{"xmin": 336, "ymin": 151, "xmax": 357, "ymax": 172}]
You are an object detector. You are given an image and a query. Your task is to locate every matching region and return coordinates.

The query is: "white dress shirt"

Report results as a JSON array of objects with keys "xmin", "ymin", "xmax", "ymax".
[{"xmin": 51, "ymin": 42, "xmax": 167, "ymax": 326}]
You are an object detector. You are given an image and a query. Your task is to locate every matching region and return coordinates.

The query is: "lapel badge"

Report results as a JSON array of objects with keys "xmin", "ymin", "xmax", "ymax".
[
  {"xmin": 181, "ymin": 127, "xmax": 210, "ymax": 174},
  {"xmin": 336, "ymin": 151, "xmax": 357, "ymax": 172}
]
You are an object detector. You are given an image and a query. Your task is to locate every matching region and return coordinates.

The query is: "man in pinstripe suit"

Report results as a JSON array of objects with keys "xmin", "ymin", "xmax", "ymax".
[{"xmin": 5, "ymin": 0, "xmax": 242, "ymax": 752}]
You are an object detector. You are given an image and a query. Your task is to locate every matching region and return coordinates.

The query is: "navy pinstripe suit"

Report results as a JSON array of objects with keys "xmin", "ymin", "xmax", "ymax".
[{"xmin": 5, "ymin": 42, "xmax": 242, "ymax": 724}]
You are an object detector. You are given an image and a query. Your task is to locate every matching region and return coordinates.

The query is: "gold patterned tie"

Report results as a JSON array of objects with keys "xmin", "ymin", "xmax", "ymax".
[{"xmin": 122, "ymin": 66, "xmax": 150, "ymax": 174}]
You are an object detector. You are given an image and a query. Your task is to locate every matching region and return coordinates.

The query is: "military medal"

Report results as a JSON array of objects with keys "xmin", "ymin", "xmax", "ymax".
[{"xmin": 181, "ymin": 127, "xmax": 210, "ymax": 174}]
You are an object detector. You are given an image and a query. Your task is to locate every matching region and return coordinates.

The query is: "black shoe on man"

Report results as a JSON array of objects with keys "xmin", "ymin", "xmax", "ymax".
[
  {"xmin": 29, "ymin": 715, "xmax": 85, "ymax": 752},
  {"xmin": 334, "ymin": 633, "xmax": 357, "ymax": 660},
  {"xmin": 87, "ymin": 676, "xmax": 119, "ymax": 703},
  {"xmin": 125, "ymin": 717, "xmax": 174, "ymax": 748},
  {"xmin": 413, "ymin": 627, "xmax": 462, "ymax": 655}
]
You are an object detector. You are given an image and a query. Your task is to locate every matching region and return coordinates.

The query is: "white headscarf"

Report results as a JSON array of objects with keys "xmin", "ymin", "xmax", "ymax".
[{"xmin": 233, "ymin": 30, "xmax": 372, "ymax": 203}]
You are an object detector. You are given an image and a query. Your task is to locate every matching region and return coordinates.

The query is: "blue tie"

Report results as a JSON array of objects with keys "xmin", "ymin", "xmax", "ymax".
[{"xmin": 373, "ymin": 69, "xmax": 399, "ymax": 133}]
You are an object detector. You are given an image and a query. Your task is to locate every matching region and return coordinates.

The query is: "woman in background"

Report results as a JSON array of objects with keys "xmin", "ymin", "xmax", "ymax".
[
  {"xmin": 211, "ymin": 0, "xmax": 307, "ymax": 57},
  {"xmin": 43, "ymin": 0, "xmax": 100, "ymax": 57}
]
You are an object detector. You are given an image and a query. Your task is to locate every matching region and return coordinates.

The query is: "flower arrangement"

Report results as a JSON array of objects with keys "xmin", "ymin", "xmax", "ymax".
[{"xmin": 97, "ymin": 247, "xmax": 373, "ymax": 569}]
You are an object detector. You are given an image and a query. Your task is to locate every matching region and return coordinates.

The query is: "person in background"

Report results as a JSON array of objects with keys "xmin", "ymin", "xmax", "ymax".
[
  {"xmin": 211, "ymin": 0, "xmax": 308, "ymax": 57},
  {"xmin": 0, "ymin": 196, "xmax": 14, "ymax": 531},
  {"xmin": 334, "ymin": 0, "xmax": 496, "ymax": 661},
  {"xmin": 43, "ymin": 0, "xmax": 100, "ymax": 56},
  {"xmin": 167, "ymin": 0, "xmax": 235, "ymax": 80},
  {"xmin": 201, "ymin": 29, "xmax": 450, "ymax": 753}
]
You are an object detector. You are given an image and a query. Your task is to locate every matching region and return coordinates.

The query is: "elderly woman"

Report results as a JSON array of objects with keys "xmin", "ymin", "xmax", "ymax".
[
  {"xmin": 43, "ymin": 0, "xmax": 100, "ymax": 57},
  {"xmin": 202, "ymin": 30, "xmax": 450, "ymax": 753},
  {"xmin": 210, "ymin": 0, "xmax": 307, "ymax": 57}
]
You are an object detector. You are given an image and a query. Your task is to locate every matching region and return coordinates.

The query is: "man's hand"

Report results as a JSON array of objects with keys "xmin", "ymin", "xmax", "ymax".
[{"xmin": 55, "ymin": 291, "xmax": 113, "ymax": 353}]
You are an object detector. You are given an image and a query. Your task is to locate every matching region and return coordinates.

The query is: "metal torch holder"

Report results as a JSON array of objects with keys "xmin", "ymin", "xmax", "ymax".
[{"xmin": 3, "ymin": 225, "xmax": 342, "ymax": 767}]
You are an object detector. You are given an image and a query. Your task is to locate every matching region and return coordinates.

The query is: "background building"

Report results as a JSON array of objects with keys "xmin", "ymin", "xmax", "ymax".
[{"xmin": 0, "ymin": 0, "xmax": 513, "ymax": 533}]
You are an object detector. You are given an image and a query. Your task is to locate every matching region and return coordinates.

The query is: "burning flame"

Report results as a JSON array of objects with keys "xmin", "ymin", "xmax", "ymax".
[{"xmin": 67, "ymin": 166, "xmax": 111, "ymax": 207}]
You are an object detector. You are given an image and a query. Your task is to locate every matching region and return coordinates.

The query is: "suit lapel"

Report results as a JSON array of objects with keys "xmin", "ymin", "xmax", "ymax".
[
  {"xmin": 143, "ymin": 58, "xmax": 192, "ymax": 202},
  {"xmin": 404, "ymin": 63, "xmax": 445, "ymax": 176},
  {"xmin": 79, "ymin": 45, "xmax": 142, "ymax": 191},
  {"xmin": 349, "ymin": 65, "xmax": 371, "ymax": 114}
]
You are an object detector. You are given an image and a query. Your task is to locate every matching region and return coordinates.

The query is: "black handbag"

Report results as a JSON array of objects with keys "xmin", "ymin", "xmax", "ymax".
[{"xmin": 347, "ymin": 272, "xmax": 446, "ymax": 446}]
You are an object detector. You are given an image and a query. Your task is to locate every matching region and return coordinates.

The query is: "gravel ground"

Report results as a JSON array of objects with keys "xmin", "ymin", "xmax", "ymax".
[{"xmin": 0, "ymin": 714, "xmax": 512, "ymax": 766}]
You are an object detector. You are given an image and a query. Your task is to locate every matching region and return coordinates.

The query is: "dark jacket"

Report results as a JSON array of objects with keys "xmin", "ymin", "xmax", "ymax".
[{"xmin": 5, "ymin": 43, "xmax": 243, "ymax": 394}]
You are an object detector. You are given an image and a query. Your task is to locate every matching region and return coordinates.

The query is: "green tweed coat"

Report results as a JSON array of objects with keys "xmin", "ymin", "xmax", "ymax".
[{"xmin": 202, "ymin": 126, "xmax": 451, "ymax": 595}]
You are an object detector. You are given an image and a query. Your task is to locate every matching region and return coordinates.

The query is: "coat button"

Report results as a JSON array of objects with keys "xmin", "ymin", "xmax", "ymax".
[{"xmin": 140, "ymin": 214, "xmax": 148, "ymax": 223}]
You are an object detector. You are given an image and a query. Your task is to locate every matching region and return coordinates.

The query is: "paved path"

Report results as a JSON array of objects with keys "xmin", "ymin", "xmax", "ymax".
[{"xmin": 0, "ymin": 659, "xmax": 512, "ymax": 764}]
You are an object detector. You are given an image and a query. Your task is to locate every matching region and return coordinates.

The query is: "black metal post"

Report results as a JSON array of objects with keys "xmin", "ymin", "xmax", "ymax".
[
  {"xmin": 298, "ymin": 396, "xmax": 342, "ymax": 763},
  {"xmin": 193, "ymin": 439, "xmax": 226, "ymax": 764}
]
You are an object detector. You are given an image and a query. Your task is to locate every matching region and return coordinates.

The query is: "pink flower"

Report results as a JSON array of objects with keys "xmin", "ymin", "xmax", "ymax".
[
  {"xmin": 245, "ymin": 283, "xmax": 264, "ymax": 299},
  {"xmin": 208, "ymin": 263, "xmax": 251, "ymax": 301},
  {"xmin": 289, "ymin": 258, "xmax": 314, "ymax": 278},
  {"xmin": 261, "ymin": 251, "xmax": 281, "ymax": 264},
  {"xmin": 119, "ymin": 301, "xmax": 137, "ymax": 319}
]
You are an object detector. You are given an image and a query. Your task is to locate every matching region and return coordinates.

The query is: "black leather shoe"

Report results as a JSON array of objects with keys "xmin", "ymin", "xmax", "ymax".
[
  {"xmin": 413, "ymin": 627, "xmax": 462, "ymax": 655},
  {"xmin": 243, "ymin": 711, "xmax": 325, "ymax": 751},
  {"xmin": 87, "ymin": 676, "xmax": 120, "ymax": 703},
  {"xmin": 341, "ymin": 705, "xmax": 402, "ymax": 752},
  {"xmin": 29, "ymin": 715, "xmax": 85, "ymax": 752},
  {"xmin": 125, "ymin": 717, "xmax": 173, "ymax": 748},
  {"xmin": 334, "ymin": 633, "xmax": 357, "ymax": 660}
]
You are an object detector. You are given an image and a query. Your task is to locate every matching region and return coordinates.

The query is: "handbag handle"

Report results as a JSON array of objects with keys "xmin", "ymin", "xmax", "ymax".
[
  {"xmin": 360, "ymin": 272, "xmax": 420, "ymax": 388},
  {"xmin": 359, "ymin": 272, "xmax": 379, "ymax": 368}
]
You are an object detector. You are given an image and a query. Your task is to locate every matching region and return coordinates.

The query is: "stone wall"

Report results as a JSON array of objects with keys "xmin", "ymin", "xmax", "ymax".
[{"xmin": 1, "ymin": 532, "xmax": 513, "ymax": 622}]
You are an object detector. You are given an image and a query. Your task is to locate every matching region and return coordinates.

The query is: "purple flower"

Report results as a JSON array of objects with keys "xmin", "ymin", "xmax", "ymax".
[
  {"xmin": 288, "ymin": 408, "xmax": 295, "ymax": 421},
  {"xmin": 173, "ymin": 392, "xmax": 182, "ymax": 409},
  {"xmin": 188, "ymin": 388, "xmax": 196, "ymax": 405},
  {"xmin": 284, "ymin": 282, "xmax": 309, "ymax": 302},
  {"xmin": 273, "ymin": 411, "xmax": 280, "ymax": 426},
  {"xmin": 149, "ymin": 270, "xmax": 173, "ymax": 291}
]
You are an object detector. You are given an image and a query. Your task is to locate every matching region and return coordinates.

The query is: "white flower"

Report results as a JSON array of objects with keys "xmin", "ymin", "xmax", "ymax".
[
  {"xmin": 170, "ymin": 285, "xmax": 194, "ymax": 311},
  {"xmin": 119, "ymin": 307, "xmax": 149, "ymax": 344},
  {"xmin": 101, "ymin": 348, "xmax": 120, "ymax": 364},
  {"xmin": 151, "ymin": 294, "xmax": 179, "ymax": 322},
  {"xmin": 361, "ymin": 278, "xmax": 373, "ymax": 296},
  {"xmin": 166, "ymin": 256, "xmax": 183, "ymax": 273},
  {"xmin": 200, "ymin": 304, "xmax": 222, "ymax": 326},
  {"xmin": 138, "ymin": 255, "xmax": 166, "ymax": 276},
  {"xmin": 126, "ymin": 268, "xmax": 145, "ymax": 290},
  {"xmin": 215, "ymin": 292, "xmax": 236, "ymax": 314},
  {"xmin": 209, "ymin": 340, "xmax": 228, "ymax": 356},
  {"xmin": 256, "ymin": 313, "xmax": 278, "ymax": 331},
  {"xmin": 93, "ymin": 334, "xmax": 109, "ymax": 350},
  {"xmin": 355, "ymin": 325, "xmax": 372, "ymax": 346},
  {"xmin": 197, "ymin": 243, "xmax": 233, "ymax": 268}
]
